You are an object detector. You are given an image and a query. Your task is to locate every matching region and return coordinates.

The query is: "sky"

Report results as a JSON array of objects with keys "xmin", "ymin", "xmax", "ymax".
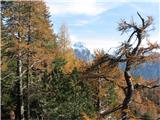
[{"xmin": 44, "ymin": 0, "xmax": 160, "ymax": 53}]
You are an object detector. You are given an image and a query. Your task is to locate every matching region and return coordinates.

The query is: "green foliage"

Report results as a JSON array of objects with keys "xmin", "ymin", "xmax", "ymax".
[
  {"xmin": 1, "ymin": 75, "xmax": 17, "ymax": 119},
  {"xmin": 39, "ymin": 64, "xmax": 95, "ymax": 119},
  {"xmin": 107, "ymin": 83, "xmax": 116, "ymax": 106},
  {"xmin": 101, "ymin": 82, "xmax": 117, "ymax": 108},
  {"xmin": 1, "ymin": 1, "xmax": 121, "ymax": 120},
  {"xmin": 142, "ymin": 112, "xmax": 152, "ymax": 120},
  {"xmin": 52, "ymin": 58, "xmax": 67, "ymax": 71},
  {"xmin": 1, "ymin": 1, "xmax": 56, "ymax": 119}
]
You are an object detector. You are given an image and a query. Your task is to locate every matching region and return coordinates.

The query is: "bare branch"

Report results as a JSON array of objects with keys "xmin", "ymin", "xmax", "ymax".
[
  {"xmin": 118, "ymin": 19, "xmax": 139, "ymax": 35},
  {"xmin": 100, "ymin": 104, "xmax": 123, "ymax": 118},
  {"xmin": 134, "ymin": 83, "xmax": 160, "ymax": 90},
  {"xmin": 1, "ymin": 73, "xmax": 15, "ymax": 81},
  {"xmin": 21, "ymin": 60, "xmax": 42, "ymax": 77},
  {"xmin": 137, "ymin": 12, "xmax": 145, "ymax": 27},
  {"xmin": 145, "ymin": 16, "xmax": 153, "ymax": 29},
  {"xmin": 127, "ymin": 30, "xmax": 137, "ymax": 43},
  {"xmin": 137, "ymin": 43, "xmax": 160, "ymax": 55}
]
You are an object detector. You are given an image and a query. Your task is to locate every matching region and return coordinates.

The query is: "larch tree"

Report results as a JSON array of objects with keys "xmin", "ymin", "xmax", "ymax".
[
  {"xmin": 2, "ymin": 1, "xmax": 159, "ymax": 120},
  {"xmin": 57, "ymin": 24, "xmax": 71, "ymax": 54},
  {"xmin": 116, "ymin": 12, "xmax": 159, "ymax": 120},
  {"xmin": 1, "ymin": 1, "xmax": 29, "ymax": 119},
  {"xmin": 56, "ymin": 24, "xmax": 80, "ymax": 73},
  {"xmin": 80, "ymin": 12, "xmax": 159, "ymax": 120},
  {"xmin": 81, "ymin": 50, "xmax": 122, "ymax": 119},
  {"xmin": 100, "ymin": 12, "xmax": 160, "ymax": 119},
  {"xmin": 1, "ymin": 1, "xmax": 56, "ymax": 119}
]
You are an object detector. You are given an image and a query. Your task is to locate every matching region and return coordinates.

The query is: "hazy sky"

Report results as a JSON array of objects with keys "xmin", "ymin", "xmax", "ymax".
[{"xmin": 44, "ymin": 0, "xmax": 160, "ymax": 53}]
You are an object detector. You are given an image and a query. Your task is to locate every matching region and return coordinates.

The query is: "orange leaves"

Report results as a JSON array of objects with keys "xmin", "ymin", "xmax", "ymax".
[
  {"xmin": 133, "ymin": 91, "xmax": 142, "ymax": 104},
  {"xmin": 81, "ymin": 112, "xmax": 91, "ymax": 120},
  {"xmin": 31, "ymin": 42, "xmax": 56, "ymax": 72}
]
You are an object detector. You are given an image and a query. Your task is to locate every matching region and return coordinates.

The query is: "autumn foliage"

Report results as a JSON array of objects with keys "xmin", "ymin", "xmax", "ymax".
[{"xmin": 1, "ymin": 1, "xmax": 160, "ymax": 120}]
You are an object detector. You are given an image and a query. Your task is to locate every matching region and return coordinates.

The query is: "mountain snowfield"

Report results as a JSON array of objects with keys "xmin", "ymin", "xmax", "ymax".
[{"xmin": 73, "ymin": 42, "xmax": 94, "ymax": 62}]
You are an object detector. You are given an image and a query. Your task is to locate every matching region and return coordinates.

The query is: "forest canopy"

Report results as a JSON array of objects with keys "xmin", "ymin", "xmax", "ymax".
[{"xmin": 1, "ymin": 1, "xmax": 160, "ymax": 120}]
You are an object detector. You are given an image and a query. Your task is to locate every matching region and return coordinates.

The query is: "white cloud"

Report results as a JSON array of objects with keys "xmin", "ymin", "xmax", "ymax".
[
  {"xmin": 45, "ymin": 0, "xmax": 160, "ymax": 16},
  {"xmin": 45, "ymin": 0, "xmax": 121, "ymax": 16},
  {"xmin": 68, "ymin": 16, "xmax": 100, "ymax": 26},
  {"xmin": 69, "ymin": 19, "xmax": 90, "ymax": 26},
  {"xmin": 140, "ymin": 34, "xmax": 160, "ymax": 47},
  {"xmin": 70, "ymin": 34, "xmax": 120, "ymax": 53},
  {"xmin": 70, "ymin": 33, "xmax": 160, "ymax": 54},
  {"xmin": 98, "ymin": 0, "xmax": 159, "ymax": 2},
  {"xmin": 44, "ymin": 0, "xmax": 160, "ymax": 53}
]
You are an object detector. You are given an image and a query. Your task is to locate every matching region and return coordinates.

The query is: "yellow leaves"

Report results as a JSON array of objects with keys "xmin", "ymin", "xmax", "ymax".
[
  {"xmin": 81, "ymin": 112, "xmax": 91, "ymax": 120},
  {"xmin": 75, "ymin": 59, "xmax": 87, "ymax": 71},
  {"xmin": 123, "ymin": 108, "xmax": 130, "ymax": 114},
  {"xmin": 62, "ymin": 50, "xmax": 75, "ymax": 71},
  {"xmin": 133, "ymin": 91, "xmax": 142, "ymax": 104},
  {"xmin": 2, "ymin": 62, "xmax": 8, "ymax": 72},
  {"xmin": 31, "ymin": 47, "xmax": 56, "ymax": 72}
]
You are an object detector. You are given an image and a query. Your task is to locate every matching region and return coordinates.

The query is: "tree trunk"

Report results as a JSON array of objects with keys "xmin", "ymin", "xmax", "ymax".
[
  {"xmin": 16, "ymin": 36, "xmax": 24, "ymax": 120},
  {"xmin": 26, "ymin": 1, "xmax": 31, "ymax": 119},
  {"xmin": 121, "ymin": 62, "xmax": 134, "ymax": 120},
  {"xmin": 16, "ymin": 3, "xmax": 24, "ymax": 119}
]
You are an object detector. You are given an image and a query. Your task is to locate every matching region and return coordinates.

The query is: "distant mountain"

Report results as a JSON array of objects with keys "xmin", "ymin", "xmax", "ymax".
[
  {"xmin": 132, "ymin": 62, "xmax": 160, "ymax": 80},
  {"xmin": 120, "ymin": 61, "xmax": 160, "ymax": 80},
  {"xmin": 73, "ymin": 42, "xmax": 94, "ymax": 61},
  {"xmin": 73, "ymin": 42, "xmax": 160, "ymax": 80}
]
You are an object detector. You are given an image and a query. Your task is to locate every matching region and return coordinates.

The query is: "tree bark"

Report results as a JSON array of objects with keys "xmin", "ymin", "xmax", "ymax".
[
  {"xmin": 26, "ymin": 1, "xmax": 31, "ymax": 119},
  {"xmin": 16, "ymin": 33, "xmax": 24, "ymax": 120},
  {"xmin": 121, "ymin": 62, "xmax": 134, "ymax": 120},
  {"xmin": 16, "ymin": 2, "xmax": 24, "ymax": 120}
]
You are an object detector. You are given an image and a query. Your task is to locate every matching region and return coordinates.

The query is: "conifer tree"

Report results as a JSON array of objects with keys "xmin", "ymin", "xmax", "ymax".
[{"xmin": 1, "ymin": 1, "xmax": 56, "ymax": 119}]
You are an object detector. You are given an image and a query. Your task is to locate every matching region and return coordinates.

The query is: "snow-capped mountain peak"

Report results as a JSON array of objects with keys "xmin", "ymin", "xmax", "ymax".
[{"xmin": 73, "ymin": 42, "xmax": 94, "ymax": 61}]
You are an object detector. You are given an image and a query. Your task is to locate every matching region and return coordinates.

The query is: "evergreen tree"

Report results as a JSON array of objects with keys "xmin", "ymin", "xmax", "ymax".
[
  {"xmin": 39, "ymin": 58, "xmax": 95, "ymax": 119},
  {"xmin": 1, "ymin": 1, "xmax": 56, "ymax": 119}
]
